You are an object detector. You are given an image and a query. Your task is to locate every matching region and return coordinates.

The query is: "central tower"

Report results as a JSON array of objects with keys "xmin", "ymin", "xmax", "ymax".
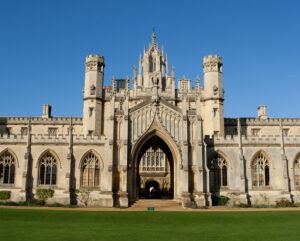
[{"xmin": 133, "ymin": 32, "xmax": 174, "ymax": 97}]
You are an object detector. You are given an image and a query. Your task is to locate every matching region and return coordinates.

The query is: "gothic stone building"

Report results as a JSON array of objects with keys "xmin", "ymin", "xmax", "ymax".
[{"xmin": 1, "ymin": 33, "xmax": 300, "ymax": 207}]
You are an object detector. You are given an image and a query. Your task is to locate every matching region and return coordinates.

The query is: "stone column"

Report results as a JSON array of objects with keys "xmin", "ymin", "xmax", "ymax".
[
  {"xmin": 238, "ymin": 118, "xmax": 250, "ymax": 205},
  {"xmin": 180, "ymin": 96, "xmax": 190, "ymax": 205},
  {"xmin": 67, "ymin": 119, "xmax": 77, "ymax": 205},
  {"xmin": 118, "ymin": 97, "xmax": 129, "ymax": 207},
  {"xmin": 193, "ymin": 115, "xmax": 206, "ymax": 206},
  {"xmin": 23, "ymin": 118, "xmax": 33, "ymax": 201},
  {"xmin": 108, "ymin": 93, "xmax": 115, "ymax": 206},
  {"xmin": 280, "ymin": 120, "xmax": 292, "ymax": 202}
]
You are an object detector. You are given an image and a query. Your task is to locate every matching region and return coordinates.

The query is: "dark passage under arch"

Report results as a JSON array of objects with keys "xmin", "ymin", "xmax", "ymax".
[{"xmin": 136, "ymin": 135, "xmax": 174, "ymax": 199}]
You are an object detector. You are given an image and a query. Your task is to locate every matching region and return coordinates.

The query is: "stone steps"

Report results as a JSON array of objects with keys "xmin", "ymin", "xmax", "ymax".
[{"xmin": 130, "ymin": 199, "xmax": 182, "ymax": 211}]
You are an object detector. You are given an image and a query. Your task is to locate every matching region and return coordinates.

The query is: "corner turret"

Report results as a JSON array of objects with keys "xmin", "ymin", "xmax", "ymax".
[
  {"xmin": 83, "ymin": 54, "xmax": 105, "ymax": 136},
  {"xmin": 202, "ymin": 55, "xmax": 224, "ymax": 137}
]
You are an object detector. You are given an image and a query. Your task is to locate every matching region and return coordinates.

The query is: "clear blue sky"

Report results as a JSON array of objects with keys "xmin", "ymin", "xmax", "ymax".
[{"xmin": 0, "ymin": 0, "xmax": 299, "ymax": 118}]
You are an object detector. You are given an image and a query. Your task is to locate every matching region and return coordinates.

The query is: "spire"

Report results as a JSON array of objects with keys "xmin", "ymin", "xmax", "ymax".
[
  {"xmin": 133, "ymin": 66, "xmax": 137, "ymax": 80},
  {"xmin": 196, "ymin": 75, "xmax": 200, "ymax": 89},
  {"xmin": 138, "ymin": 54, "xmax": 142, "ymax": 86},
  {"xmin": 171, "ymin": 66, "xmax": 175, "ymax": 78},
  {"xmin": 151, "ymin": 29, "xmax": 157, "ymax": 47},
  {"xmin": 111, "ymin": 76, "xmax": 115, "ymax": 93},
  {"xmin": 125, "ymin": 76, "xmax": 129, "ymax": 95},
  {"xmin": 166, "ymin": 53, "xmax": 168, "ymax": 76}
]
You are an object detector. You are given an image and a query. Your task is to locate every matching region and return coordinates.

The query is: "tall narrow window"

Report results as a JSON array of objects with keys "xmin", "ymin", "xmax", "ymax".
[
  {"xmin": 209, "ymin": 153, "xmax": 228, "ymax": 192},
  {"xmin": 294, "ymin": 155, "xmax": 300, "ymax": 187},
  {"xmin": 213, "ymin": 108, "xmax": 218, "ymax": 117},
  {"xmin": 251, "ymin": 152, "xmax": 270, "ymax": 187},
  {"xmin": 39, "ymin": 151, "xmax": 57, "ymax": 185},
  {"xmin": 0, "ymin": 150, "xmax": 15, "ymax": 184},
  {"xmin": 81, "ymin": 152, "xmax": 100, "ymax": 188}
]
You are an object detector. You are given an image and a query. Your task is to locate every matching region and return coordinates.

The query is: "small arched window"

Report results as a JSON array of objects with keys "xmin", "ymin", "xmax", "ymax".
[
  {"xmin": 251, "ymin": 152, "xmax": 270, "ymax": 187},
  {"xmin": 0, "ymin": 150, "xmax": 15, "ymax": 184},
  {"xmin": 209, "ymin": 153, "xmax": 228, "ymax": 192},
  {"xmin": 294, "ymin": 154, "xmax": 300, "ymax": 187},
  {"xmin": 81, "ymin": 152, "xmax": 100, "ymax": 188},
  {"xmin": 39, "ymin": 151, "xmax": 57, "ymax": 185}
]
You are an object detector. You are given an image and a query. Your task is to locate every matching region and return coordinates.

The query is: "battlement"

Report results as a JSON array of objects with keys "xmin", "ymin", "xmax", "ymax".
[
  {"xmin": 203, "ymin": 55, "xmax": 222, "ymax": 65},
  {"xmin": 85, "ymin": 54, "xmax": 105, "ymax": 64},
  {"xmin": 225, "ymin": 117, "xmax": 300, "ymax": 126},
  {"xmin": 0, "ymin": 117, "xmax": 83, "ymax": 125},
  {"xmin": 245, "ymin": 118, "xmax": 300, "ymax": 125},
  {"xmin": 0, "ymin": 133, "xmax": 107, "ymax": 145},
  {"xmin": 206, "ymin": 134, "xmax": 300, "ymax": 146}
]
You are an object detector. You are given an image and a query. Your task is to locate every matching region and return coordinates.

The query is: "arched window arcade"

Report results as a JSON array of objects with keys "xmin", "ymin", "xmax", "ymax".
[
  {"xmin": 209, "ymin": 153, "xmax": 228, "ymax": 192},
  {"xmin": 0, "ymin": 150, "xmax": 16, "ymax": 185},
  {"xmin": 251, "ymin": 152, "xmax": 270, "ymax": 188},
  {"xmin": 38, "ymin": 151, "xmax": 57, "ymax": 185},
  {"xmin": 294, "ymin": 154, "xmax": 300, "ymax": 187},
  {"xmin": 81, "ymin": 151, "xmax": 100, "ymax": 188}
]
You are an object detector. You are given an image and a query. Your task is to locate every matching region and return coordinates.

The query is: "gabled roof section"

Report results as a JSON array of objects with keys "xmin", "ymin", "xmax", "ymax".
[
  {"xmin": 159, "ymin": 98, "xmax": 181, "ymax": 114},
  {"xmin": 129, "ymin": 97, "xmax": 152, "ymax": 114},
  {"xmin": 129, "ymin": 97, "xmax": 182, "ymax": 116}
]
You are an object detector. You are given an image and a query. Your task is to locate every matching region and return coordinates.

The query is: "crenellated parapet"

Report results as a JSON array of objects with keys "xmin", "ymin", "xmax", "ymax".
[
  {"xmin": 0, "ymin": 117, "xmax": 82, "ymax": 125},
  {"xmin": 206, "ymin": 134, "xmax": 300, "ymax": 147},
  {"xmin": 73, "ymin": 134, "xmax": 107, "ymax": 145},
  {"xmin": 0, "ymin": 133, "xmax": 107, "ymax": 145},
  {"xmin": 245, "ymin": 118, "xmax": 300, "ymax": 126},
  {"xmin": 85, "ymin": 54, "xmax": 105, "ymax": 72},
  {"xmin": 203, "ymin": 55, "xmax": 222, "ymax": 73},
  {"xmin": 225, "ymin": 117, "xmax": 300, "ymax": 126},
  {"xmin": 0, "ymin": 134, "xmax": 28, "ymax": 144}
]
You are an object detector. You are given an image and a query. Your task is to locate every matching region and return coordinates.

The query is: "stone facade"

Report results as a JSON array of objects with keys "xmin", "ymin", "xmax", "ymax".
[{"xmin": 1, "ymin": 33, "xmax": 300, "ymax": 207}]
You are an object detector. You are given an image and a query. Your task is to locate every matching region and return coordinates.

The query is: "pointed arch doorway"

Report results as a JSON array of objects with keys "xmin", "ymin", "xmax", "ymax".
[{"xmin": 132, "ymin": 135, "xmax": 174, "ymax": 200}]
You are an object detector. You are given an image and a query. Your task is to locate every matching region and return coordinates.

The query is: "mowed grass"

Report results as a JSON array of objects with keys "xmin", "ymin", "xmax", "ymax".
[{"xmin": 0, "ymin": 209, "xmax": 300, "ymax": 241}]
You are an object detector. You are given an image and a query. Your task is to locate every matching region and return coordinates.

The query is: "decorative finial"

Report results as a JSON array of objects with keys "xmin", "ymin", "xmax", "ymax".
[
  {"xmin": 111, "ymin": 76, "xmax": 115, "ymax": 91},
  {"xmin": 133, "ymin": 66, "xmax": 137, "ymax": 80},
  {"xmin": 171, "ymin": 66, "xmax": 175, "ymax": 77},
  {"xmin": 196, "ymin": 75, "xmax": 200, "ymax": 88},
  {"xmin": 151, "ymin": 28, "xmax": 156, "ymax": 45}
]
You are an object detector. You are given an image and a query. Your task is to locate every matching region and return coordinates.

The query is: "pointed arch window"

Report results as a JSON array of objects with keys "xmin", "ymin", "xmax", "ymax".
[
  {"xmin": 140, "ymin": 146, "xmax": 166, "ymax": 172},
  {"xmin": 81, "ymin": 152, "xmax": 100, "ymax": 188},
  {"xmin": 294, "ymin": 155, "xmax": 300, "ymax": 187},
  {"xmin": 0, "ymin": 150, "xmax": 15, "ymax": 184},
  {"xmin": 39, "ymin": 151, "xmax": 57, "ymax": 185},
  {"xmin": 209, "ymin": 153, "xmax": 228, "ymax": 191},
  {"xmin": 251, "ymin": 152, "xmax": 270, "ymax": 187}
]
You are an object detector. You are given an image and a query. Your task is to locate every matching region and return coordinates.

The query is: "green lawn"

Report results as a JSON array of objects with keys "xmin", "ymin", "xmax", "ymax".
[{"xmin": 0, "ymin": 209, "xmax": 299, "ymax": 241}]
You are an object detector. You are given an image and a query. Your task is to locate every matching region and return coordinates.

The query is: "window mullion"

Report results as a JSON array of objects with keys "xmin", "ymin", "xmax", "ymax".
[
  {"xmin": 50, "ymin": 164, "xmax": 52, "ymax": 185},
  {"xmin": 8, "ymin": 163, "xmax": 11, "ymax": 184},
  {"xmin": 44, "ymin": 165, "xmax": 46, "ymax": 185}
]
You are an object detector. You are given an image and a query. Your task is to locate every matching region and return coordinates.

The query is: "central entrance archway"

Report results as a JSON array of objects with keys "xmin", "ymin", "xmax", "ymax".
[{"xmin": 133, "ymin": 135, "xmax": 174, "ymax": 200}]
